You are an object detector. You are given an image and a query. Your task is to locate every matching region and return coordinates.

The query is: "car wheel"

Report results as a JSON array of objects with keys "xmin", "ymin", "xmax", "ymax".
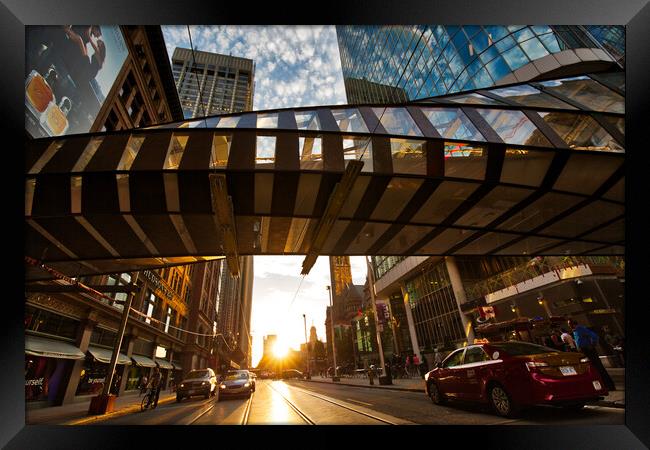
[
  {"xmin": 489, "ymin": 384, "xmax": 519, "ymax": 418},
  {"xmin": 428, "ymin": 382, "xmax": 446, "ymax": 405},
  {"xmin": 176, "ymin": 394, "xmax": 183, "ymax": 403},
  {"xmin": 204, "ymin": 391, "xmax": 210, "ymax": 399}
]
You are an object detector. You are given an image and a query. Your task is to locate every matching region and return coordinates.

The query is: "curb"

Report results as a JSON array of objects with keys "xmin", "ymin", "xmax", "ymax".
[
  {"xmin": 301, "ymin": 379, "xmax": 625, "ymax": 409},
  {"xmin": 302, "ymin": 378, "xmax": 424, "ymax": 393},
  {"xmin": 64, "ymin": 395, "xmax": 176, "ymax": 425}
]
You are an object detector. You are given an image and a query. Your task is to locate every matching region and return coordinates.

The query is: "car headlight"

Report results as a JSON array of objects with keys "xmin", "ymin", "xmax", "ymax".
[
  {"xmin": 180, "ymin": 383, "xmax": 185, "ymax": 388},
  {"xmin": 580, "ymin": 357, "xmax": 590, "ymax": 363},
  {"xmin": 220, "ymin": 384, "xmax": 226, "ymax": 389},
  {"xmin": 201, "ymin": 381, "xmax": 207, "ymax": 386},
  {"xmin": 244, "ymin": 382, "xmax": 250, "ymax": 387}
]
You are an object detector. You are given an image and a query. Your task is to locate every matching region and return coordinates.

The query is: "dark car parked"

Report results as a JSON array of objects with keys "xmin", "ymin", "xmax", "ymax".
[
  {"xmin": 424, "ymin": 341, "xmax": 608, "ymax": 418},
  {"xmin": 176, "ymin": 368, "xmax": 218, "ymax": 402},
  {"xmin": 281, "ymin": 369, "xmax": 303, "ymax": 379}
]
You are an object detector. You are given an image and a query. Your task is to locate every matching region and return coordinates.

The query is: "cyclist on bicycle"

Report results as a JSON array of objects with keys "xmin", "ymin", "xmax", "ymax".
[{"xmin": 149, "ymin": 367, "xmax": 162, "ymax": 408}]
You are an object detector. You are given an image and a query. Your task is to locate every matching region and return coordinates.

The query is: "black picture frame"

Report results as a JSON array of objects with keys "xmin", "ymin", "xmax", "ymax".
[{"xmin": 3, "ymin": 0, "xmax": 649, "ymax": 447}]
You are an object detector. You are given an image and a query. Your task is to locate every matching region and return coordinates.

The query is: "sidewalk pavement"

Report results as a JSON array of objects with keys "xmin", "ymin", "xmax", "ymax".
[
  {"xmin": 303, "ymin": 367, "xmax": 625, "ymax": 409},
  {"xmin": 26, "ymin": 390, "xmax": 177, "ymax": 425}
]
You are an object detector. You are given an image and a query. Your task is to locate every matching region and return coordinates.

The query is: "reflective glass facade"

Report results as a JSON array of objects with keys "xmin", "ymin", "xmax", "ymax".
[{"xmin": 336, "ymin": 26, "xmax": 624, "ymax": 104}]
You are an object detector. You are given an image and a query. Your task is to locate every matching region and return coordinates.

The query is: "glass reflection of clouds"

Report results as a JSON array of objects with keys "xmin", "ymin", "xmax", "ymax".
[
  {"xmin": 477, "ymin": 109, "xmax": 551, "ymax": 147},
  {"xmin": 216, "ymin": 116, "xmax": 241, "ymax": 128},
  {"xmin": 295, "ymin": 111, "xmax": 321, "ymax": 131},
  {"xmin": 372, "ymin": 107, "xmax": 422, "ymax": 136},
  {"xmin": 332, "ymin": 108, "xmax": 368, "ymax": 133},
  {"xmin": 256, "ymin": 136, "xmax": 276, "ymax": 167},
  {"xmin": 422, "ymin": 107, "xmax": 485, "ymax": 141}
]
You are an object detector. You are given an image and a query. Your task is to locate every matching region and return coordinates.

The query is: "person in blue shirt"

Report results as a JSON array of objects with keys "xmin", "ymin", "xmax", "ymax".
[{"xmin": 569, "ymin": 319, "xmax": 616, "ymax": 391}]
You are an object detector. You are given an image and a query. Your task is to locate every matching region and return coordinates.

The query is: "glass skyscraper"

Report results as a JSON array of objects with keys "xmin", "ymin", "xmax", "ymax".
[{"xmin": 336, "ymin": 25, "xmax": 624, "ymax": 104}]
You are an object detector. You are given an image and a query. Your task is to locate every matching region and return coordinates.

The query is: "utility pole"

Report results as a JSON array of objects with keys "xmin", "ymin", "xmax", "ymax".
[
  {"xmin": 366, "ymin": 256, "xmax": 389, "ymax": 384},
  {"xmin": 327, "ymin": 286, "xmax": 339, "ymax": 382},
  {"xmin": 91, "ymin": 272, "xmax": 140, "ymax": 414},
  {"xmin": 303, "ymin": 313, "xmax": 311, "ymax": 379}
]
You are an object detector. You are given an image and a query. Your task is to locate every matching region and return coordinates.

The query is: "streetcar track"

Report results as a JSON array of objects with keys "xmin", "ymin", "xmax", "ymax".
[
  {"xmin": 265, "ymin": 381, "xmax": 315, "ymax": 424},
  {"xmin": 241, "ymin": 390, "xmax": 254, "ymax": 425},
  {"xmin": 267, "ymin": 381, "xmax": 397, "ymax": 425},
  {"xmin": 186, "ymin": 397, "xmax": 217, "ymax": 425},
  {"xmin": 288, "ymin": 383, "xmax": 399, "ymax": 424}
]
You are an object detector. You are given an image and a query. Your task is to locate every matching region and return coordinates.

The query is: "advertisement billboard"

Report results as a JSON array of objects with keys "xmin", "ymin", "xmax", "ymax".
[{"xmin": 25, "ymin": 25, "xmax": 129, "ymax": 138}]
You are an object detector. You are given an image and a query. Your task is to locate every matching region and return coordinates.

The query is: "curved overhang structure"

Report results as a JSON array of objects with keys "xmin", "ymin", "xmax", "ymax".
[{"xmin": 25, "ymin": 72, "xmax": 624, "ymax": 280}]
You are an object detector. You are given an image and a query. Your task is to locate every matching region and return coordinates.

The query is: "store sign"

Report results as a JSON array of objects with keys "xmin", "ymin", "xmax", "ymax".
[
  {"xmin": 25, "ymin": 377, "xmax": 44, "ymax": 386},
  {"xmin": 25, "ymin": 26, "xmax": 129, "ymax": 137},
  {"xmin": 143, "ymin": 270, "xmax": 174, "ymax": 301}
]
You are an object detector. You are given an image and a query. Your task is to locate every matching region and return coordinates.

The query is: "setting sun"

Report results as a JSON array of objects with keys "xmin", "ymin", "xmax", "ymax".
[{"xmin": 273, "ymin": 341, "xmax": 289, "ymax": 358}]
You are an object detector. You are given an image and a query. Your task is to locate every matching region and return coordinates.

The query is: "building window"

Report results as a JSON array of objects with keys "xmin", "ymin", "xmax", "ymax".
[
  {"xmin": 25, "ymin": 305, "xmax": 79, "ymax": 340},
  {"xmin": 143, "ymin": 291, "xmax": 157, "ymax": 325}
]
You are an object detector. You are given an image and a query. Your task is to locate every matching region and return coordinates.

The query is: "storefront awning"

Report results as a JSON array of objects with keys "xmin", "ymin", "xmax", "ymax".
[
  {"xmin": 87, "ymin": 346, "xmax": 132, "ymax": 365},
  {"xmin": 172, "ymin": 362, "xmax": 182, "ymax": 371},
  {"xmin": 155, "ymin": 358, "xmax": 174, "ymax": 370},
  {"xmin": 131, "ymin": 354, "xmax": 157, "ymax": 368},
  {"xmin": 25, "ymin": 334, "xmax": 86, "ymax": 360}
]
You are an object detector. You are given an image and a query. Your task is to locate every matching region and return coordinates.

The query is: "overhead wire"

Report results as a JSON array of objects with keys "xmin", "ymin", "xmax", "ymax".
[{"xmin": 186, "ymin": 25, "xmax": 209, "ymax": 128}]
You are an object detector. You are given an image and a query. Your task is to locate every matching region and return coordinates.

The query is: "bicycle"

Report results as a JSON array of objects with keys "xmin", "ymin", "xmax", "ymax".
[{"xmin": 141, "ymin": 387, "xmax": 157, "ymax": 411}]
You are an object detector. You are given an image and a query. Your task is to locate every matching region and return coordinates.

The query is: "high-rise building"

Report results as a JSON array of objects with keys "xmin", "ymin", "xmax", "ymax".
[
  {"xmin": 336, "ymin": 25, "xmax": 623, "ymax": 104},
  {"xmin": 215, "ymin": 256, "xmax": 254, "ymax": 369},
  {"xmin": 171, "ymin": 47, "xmax": 255, "ymax": 118}
]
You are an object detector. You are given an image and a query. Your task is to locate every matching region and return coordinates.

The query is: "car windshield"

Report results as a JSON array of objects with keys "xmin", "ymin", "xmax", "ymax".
[
  {"xmin": 489, "ymin": 342, "xmax": 557, "ymax": 356},
  {"xmin": 225, "ymin": 372, "xmax": 248, "ymax": 381},
  {"xmin": 186, "ymin": 370, "xmax": 209, "ymax": 379}
]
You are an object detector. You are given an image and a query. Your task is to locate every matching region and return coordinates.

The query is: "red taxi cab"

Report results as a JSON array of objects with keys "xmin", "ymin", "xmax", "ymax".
[{"xmin": 424, "ymin": 341, "xmax": 608, "ymax": 417}]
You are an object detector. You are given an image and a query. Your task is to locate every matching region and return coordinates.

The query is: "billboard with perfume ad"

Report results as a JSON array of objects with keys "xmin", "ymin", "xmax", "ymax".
[{"xmin": 25, "ymin": 25, "xmax": 129, "ymax": 138}]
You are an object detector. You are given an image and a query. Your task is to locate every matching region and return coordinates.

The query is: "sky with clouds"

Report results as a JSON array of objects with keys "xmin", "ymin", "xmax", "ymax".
[{"xmin": 161, "ymin": 26, "xmax": 367, "ymax": 366}]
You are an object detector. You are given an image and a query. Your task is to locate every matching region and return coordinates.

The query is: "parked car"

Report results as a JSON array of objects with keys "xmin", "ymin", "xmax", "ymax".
[
  {"xmin": 424, "ymin": 341, "xmax": 609, "ymax": 418},
  {"xmin": 281, "ymin": 369, "xmax": 304, "ymax": 379},
  {"xmin": 218, "ymin": 370, "xmax": 256, "ymax": 399},
  {"xmin": 176, "ymin": 368, "xmax": 218, "ymax": 402}
]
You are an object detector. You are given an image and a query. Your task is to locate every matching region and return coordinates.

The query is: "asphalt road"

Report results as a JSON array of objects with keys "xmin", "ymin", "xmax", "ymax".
[{"xmin": 93, "ymin": 379, "xmax": 624, "ymax": 425}]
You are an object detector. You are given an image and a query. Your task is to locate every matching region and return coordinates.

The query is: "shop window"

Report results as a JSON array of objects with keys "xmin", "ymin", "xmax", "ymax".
[
  {"xmin": 75, "ymin": 356, "xmax": 107, "ymax": 396},
  {"xmin": 25, "ymin": 355, "xmax": 68, "ymax": 402},
  {"xmin": 25, "ymin": 305, "xmax": 79, "ymax": 340}
]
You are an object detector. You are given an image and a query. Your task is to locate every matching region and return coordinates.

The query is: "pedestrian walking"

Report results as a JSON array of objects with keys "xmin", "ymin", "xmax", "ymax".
[
  {"xmin": 550, "ymin": 329, "xmax": 566, "ymax": 351},
  {"xmin": 405, "ymin": 355, "xmax": 412, "ymax": 377},
  {"xmin": 569, "ymin": 319, "xmax": 616, "ymax": 391},
  {"xmin": 418, "ymin": 356, "xmax": 429, "ymax": 379},
  {"xmin": 560, "ymin": 328, "xmax": 577, "ymax": 351},
  {"xmin": 368, "ymin": 365, "xmax": 376, "ymax": 385},
  {"xmin": 602, "ymin": 326, "xmax": 625, "ymax": 367},
  {"xmin": 412, "ymin": 354, "xmax": 420, "ymax": 377}
]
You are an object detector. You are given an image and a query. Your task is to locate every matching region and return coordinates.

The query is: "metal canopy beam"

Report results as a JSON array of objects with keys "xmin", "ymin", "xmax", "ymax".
[
  {"xmin": 209, "ymin": 173, "xmax": 240, "ymax": 277},
  {"xmin": 301, "ymin": 160, "xmax": 364, "ymax": 275}
]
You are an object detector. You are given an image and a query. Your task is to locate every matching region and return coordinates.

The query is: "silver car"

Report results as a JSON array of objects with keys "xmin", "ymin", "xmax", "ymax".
[{"xmin": 218, "ymin": 370, "xmax": 256, "ymax": 399}]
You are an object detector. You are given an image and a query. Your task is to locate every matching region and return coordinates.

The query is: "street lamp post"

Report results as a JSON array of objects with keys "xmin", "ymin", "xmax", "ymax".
[
  {"xmin": 327, "ymin": 286, "xmax": 339, "ymax": 382},
  {"xmin": 90, "ymin": 272, "xmax": 140, "ymax": 414},
  {"xmin": 303, "ymin": 313, "xmax": 311, "ymax": 379},
  {"xmin": 366, "ymin": 256, "xmax": 390, "ymax": 385}
]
